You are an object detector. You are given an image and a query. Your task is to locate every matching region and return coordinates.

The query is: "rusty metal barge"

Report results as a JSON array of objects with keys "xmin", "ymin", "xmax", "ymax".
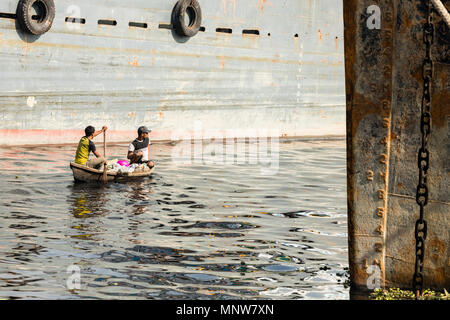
[
  {"xmin": 0, "ymin": 0, "xmax": 345, "ymax": 146},
  {"xmin": 344, "ymin": 0, "xmax": 449, "ymax": 295}
]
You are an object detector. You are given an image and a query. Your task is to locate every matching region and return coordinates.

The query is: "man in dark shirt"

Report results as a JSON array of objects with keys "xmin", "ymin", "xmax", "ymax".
[
  {"xmin": 127, "ymin": 126, "xmax": 154, "ymax": 168},
  {"xmin": 74, "ymin": 125, "xmax": 108, "ymax": 170}
]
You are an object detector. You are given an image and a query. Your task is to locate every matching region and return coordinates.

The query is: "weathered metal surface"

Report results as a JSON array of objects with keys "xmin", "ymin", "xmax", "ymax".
[
  {"xmin": 0, "ymin": 0, "xmax": 345, "ymax": 146},
  {"xmin": 345, "ymin": 0, "xmax": 450, "ymax": 292}
]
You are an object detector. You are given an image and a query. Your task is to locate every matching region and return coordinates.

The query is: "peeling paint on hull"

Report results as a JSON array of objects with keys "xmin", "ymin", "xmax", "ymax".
[{"xmin": 0, "ymin": 0, "xmax": 345, "ymax": 146}]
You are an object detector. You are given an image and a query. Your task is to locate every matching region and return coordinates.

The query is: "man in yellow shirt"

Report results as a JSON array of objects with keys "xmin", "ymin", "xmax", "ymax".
[{"xmin": 74, "ymin": 125, "xmax": 108, "ymax": 170}]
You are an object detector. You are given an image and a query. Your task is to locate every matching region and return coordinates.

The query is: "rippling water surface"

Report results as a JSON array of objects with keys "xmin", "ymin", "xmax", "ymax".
[{"xmin": 0, "ymin": 139, "xmax": 348, "ymax": 299}]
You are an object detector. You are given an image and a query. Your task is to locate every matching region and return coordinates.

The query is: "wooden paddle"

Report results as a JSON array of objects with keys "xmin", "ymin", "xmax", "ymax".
[{"xmin": 103, "ymin": 130, "xmax": 107, "ymax": 183}]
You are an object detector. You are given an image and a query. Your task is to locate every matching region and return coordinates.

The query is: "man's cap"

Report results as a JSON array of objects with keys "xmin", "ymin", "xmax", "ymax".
[{"xmin": 138, "ymin": 126, "xmax": 151, "ymax": 135}]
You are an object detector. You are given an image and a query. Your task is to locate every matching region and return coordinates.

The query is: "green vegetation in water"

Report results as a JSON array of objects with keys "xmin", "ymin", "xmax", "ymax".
[{"xmin": 370, "ymin": 288, "xmax": 450, "ymax": 300}]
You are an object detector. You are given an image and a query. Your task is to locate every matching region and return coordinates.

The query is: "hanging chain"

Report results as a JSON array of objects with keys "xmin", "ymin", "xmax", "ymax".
[{"xmin": 413, "ymin": 0, "xmax": 434, "ymax": 298}]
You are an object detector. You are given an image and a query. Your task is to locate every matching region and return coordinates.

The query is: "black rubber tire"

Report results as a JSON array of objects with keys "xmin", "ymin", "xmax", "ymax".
[
  {"xmin": 17, "ymin": 0, "xmax": 55, "ymax": 35},
  {"xmin": 172, "ymin": 0, "xmax": 202, "ymax": 37}
]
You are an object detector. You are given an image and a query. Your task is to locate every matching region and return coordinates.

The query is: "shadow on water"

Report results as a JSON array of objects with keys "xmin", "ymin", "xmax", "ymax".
[{"xmin": 349, "ymin": 287, "xmax": 372, "ymax": 300}]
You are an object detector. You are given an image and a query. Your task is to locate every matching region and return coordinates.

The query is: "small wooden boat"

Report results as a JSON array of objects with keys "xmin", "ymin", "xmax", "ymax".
[{"xmin": 70, "ymin": 162, "xmax": 155, "ymax": 183}]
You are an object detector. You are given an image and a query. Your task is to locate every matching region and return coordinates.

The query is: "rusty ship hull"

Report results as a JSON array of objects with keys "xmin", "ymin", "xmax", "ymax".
[
  {"xmin": 344, "ymin": 0, "xmax": 449, "ymax": 293},
  {"xmin": 0, "ymin": 0, "xmax": 345, "ymax": 146}
]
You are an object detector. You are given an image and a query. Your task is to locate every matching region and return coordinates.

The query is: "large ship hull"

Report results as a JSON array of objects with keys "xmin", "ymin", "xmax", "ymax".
[{"xmin": 0, "ymin": 0, "xmax": 345, "ymax": 146}]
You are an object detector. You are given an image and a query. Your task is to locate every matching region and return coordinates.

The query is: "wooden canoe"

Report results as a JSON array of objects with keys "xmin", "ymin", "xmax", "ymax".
[{"xmin": 70, "ymin": 162, "xmax": 155, "ymax": 183}]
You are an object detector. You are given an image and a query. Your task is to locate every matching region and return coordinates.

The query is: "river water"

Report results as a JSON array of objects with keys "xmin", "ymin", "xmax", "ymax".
[{"xmin": 0, "ymin": 139, "xmax": 348, "ymax": 300}]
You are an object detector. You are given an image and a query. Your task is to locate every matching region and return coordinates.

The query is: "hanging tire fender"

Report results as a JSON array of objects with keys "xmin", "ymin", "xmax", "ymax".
[
  {"xmin": 172, "ymin": 0, "xmax": 202, "ymax": 37},
  {"xmin": 17, "ymin": 0, "xmax": 55, "ymax": 36}
]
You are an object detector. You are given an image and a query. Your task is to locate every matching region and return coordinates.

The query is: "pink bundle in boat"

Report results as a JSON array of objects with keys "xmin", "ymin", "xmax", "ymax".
[{"xmin": 117, "ymin": 160, "xmax": 130, "ymax": 167}]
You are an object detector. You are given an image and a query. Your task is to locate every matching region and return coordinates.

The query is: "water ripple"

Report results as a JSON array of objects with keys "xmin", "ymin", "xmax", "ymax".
[{"xmin": 0, "ymin": 140, "xmax": 348, "ymax": 299}]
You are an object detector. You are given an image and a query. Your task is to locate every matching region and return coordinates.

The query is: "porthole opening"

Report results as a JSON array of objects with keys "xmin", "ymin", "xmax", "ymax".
[
  {"xmin": 65, "ymin": 17, "xmax": 86, "ymax": 24},
  {"xmin": 129, "ymin": 22, "xmax": 148, "ymax": 29},
  {"xmin": 216, "ymin": 28, "xmax": 232, "ymax": 34},
  {"xmin": 98, "ymin": 19, "xmax": 117, "ymax": 26},
  {"xmin": 243, "ymin": 29, "xmax": 260, "ymax": 36}
]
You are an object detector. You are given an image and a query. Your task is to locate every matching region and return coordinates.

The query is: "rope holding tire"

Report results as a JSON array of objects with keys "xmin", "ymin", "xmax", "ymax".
[
  {"xmin": 17, "ymin": 0, "xmax": 55, "ymax": 36},
  {"xmin": 172, "ymin": 0, "xmax": 202, "ymax": 37}
]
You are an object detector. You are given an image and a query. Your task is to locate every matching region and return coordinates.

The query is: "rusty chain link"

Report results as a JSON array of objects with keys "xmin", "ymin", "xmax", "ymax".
[{"xmin": 413, "ymin": 0, "xmax": 434, "ymax": 298}]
